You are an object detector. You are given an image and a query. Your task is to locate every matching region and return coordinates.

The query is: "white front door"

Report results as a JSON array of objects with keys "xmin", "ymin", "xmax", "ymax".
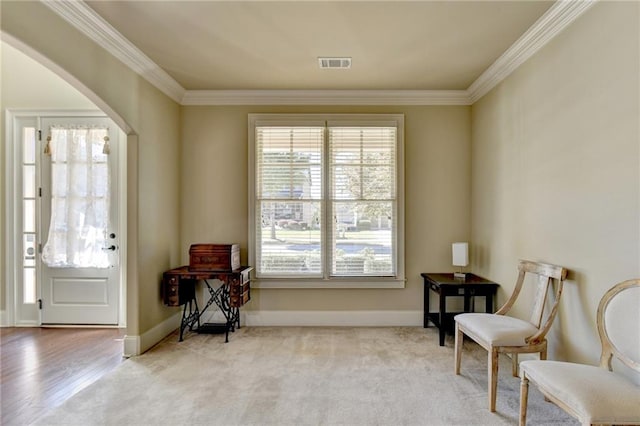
[{"xmin": 39, "ymin": 117, "xmax": 120, "ymax": 325}]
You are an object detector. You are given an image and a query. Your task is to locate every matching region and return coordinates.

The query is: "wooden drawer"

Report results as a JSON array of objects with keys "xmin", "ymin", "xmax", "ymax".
[
  {"xmin": 230, "ymin": 285, "xmax": 250, "ymax": 307},
  {"xmin": 229, "ymin": 274, "xmax": 250, "ymax": 308},
  {"xmin": 162, "ymin": 275, "xmax": 196, "ymax": 306},
  {"xmin": 164, "ymin": 277, "xmax": 180, "ymax": 306}
]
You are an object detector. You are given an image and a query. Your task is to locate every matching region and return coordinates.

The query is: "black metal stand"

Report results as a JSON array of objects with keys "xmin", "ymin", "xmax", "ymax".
[
  {"xmin": 178, "ymin": 297, "xmax": 200, "ymax": 341},
  {"xmin": 196, "ymin": 279, "xmax": 241, "ymax": 343}
]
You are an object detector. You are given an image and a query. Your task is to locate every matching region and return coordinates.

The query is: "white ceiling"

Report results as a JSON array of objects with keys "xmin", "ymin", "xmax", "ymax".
[
  {"xmin": 34, "ymin": 0, "xmax": 596, "ymax": 104},
  {"xmin": 84, "ymin": 1, "xmax": 553, "ymax": 91}
]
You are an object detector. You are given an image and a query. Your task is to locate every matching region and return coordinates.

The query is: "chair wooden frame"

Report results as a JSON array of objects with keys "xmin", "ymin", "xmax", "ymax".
[
  {"xmin": 454, "ymin": 260, "xmax": 568, "ymax": 412},
  {"xmin": 519, "ymin": 279, "xmax": 640, "ymax": 426}
]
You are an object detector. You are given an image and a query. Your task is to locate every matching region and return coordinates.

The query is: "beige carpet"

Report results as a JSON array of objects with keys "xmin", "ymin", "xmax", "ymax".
[{"xmin": 33, "ymin": 327, "xmax": 576, "ymax": 425}]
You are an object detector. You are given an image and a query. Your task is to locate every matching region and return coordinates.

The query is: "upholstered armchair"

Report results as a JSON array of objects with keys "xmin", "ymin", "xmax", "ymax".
[
  {"xmin": 454, "ymin": 260, "xmax": 568, "ymax": 412},
  {"xmin": 519, "ymin": 279, "xmax": 640, "ymax": 426}
]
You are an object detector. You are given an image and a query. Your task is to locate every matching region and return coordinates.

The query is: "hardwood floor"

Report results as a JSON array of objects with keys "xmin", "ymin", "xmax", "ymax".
[{"xmin": 0, "ymin": 327, "xmax": 125, "ymax": 426}]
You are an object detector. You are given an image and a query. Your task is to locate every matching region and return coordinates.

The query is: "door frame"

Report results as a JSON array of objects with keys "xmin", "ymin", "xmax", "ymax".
[{"xmin": 3, "ymin": 109, "xmax": 127, "ymax": 327}]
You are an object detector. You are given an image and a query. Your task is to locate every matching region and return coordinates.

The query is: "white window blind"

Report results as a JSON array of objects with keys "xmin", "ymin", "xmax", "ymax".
[
  {"xmin": 255, "ymin": 126, "xmax": 324, "ymax": 277},
  {"xmin": 250, "ymin": 114, "xmax": 404, "ymax": 287},
  {"xmin": 329, "ymin": 126, "xmax": 397, "ymax": 276}
]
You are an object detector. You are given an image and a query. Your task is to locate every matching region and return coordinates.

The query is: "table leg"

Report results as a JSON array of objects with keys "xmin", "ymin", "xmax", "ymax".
[
  {"xmin": 486, "ymin": 293, "xmax": 493, "ymax": 313},
  {"xmin": 423, "ymin": 279, "xmax": 430, "ymax": 328},
  {"xmin": 193, "ymin": 298, "xmax": 201, "ymax": 329},
  {"xmin": 179, "ymin": 303, "xmax": 188, "ymax": 342},
  {"xmin": 439, "ymin": 292, "xmax": 446, "ymax": 346},
  {"xmin": 178, "ymin": 297, "xmax": 200, "ymax": 342}
]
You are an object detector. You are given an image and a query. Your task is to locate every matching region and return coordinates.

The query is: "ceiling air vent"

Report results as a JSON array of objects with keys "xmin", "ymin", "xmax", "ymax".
[{"xmin": 318, "ymin": 57, "xmax": 351, "ymax": 69}]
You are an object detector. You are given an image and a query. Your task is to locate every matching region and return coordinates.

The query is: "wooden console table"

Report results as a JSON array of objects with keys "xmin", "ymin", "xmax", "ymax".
[
  {"xmin": 420, "ymin": 273, "xmax": 499, "ymax": 346},
  {"xmin": 162, "ymin": 266, "xmax": 252, "ymax": 342}
]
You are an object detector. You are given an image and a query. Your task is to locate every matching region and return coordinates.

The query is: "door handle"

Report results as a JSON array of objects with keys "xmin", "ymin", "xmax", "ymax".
[{"xmin": 103, "ymin": 245, "xmax": 117, "ymax": 251}]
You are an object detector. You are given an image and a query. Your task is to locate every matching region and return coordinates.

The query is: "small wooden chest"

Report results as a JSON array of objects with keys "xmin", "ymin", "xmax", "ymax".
[{"xmin": 189, "ymin": 243, "xmax": 240, "ymax": 271}]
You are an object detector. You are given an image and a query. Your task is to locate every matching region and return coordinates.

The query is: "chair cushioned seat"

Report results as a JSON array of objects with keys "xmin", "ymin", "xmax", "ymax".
[
  {"xmin": 521, "ymin": 360, "xmax": 640, "ymax": 424},
  {"xmin": 455, "ymin": 313, "xmax": 539, "ymax": 346}
]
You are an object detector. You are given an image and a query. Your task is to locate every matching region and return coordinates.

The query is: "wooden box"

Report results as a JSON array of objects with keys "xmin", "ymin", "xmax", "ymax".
[{"xmin": 189, "ymin": 244, "xmax": 240, "ymax": 271}]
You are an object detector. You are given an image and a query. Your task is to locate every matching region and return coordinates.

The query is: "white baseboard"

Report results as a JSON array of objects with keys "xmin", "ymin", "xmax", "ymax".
[
  {"xmin": 243, "ymin": 310, "xmax": 422, "ymax": 327},
  {"xmin": 123, "ymin": 312, "xmax": 181, "ymax": 357}
]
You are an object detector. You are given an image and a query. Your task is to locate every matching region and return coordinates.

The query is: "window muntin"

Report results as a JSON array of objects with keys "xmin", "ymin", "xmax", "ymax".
[{"xmin": 250, "ymin": 115, "xmax": 404, "ymax": 286}]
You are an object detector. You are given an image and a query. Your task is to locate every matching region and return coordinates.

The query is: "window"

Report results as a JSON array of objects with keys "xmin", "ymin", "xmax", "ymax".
[
  {"xmin": 21, "ymin": 125, "xmax": 37, "ymax": 304},
  {"xmin": 41, "ymin": 126, "xmax": 111, "ymax": 268},
  {"xmin": 249, "ymin": 114, "xmax": 404, "ymax": 288}
]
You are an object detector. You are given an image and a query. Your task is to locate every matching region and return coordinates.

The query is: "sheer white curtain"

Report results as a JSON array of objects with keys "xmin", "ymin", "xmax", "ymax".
[{"xmin": 42, "ymin": 126, "xmax": 111, "ymax": 268}]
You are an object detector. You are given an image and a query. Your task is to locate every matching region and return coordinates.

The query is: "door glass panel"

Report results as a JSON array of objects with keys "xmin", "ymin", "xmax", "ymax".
[
  {"xmin": 24, "ymin": 234, "xmax": 37, "ymax": 267},
  {"xmin": 23, "ymin": 199, "xmax": 35, "ymax": 233},
  {"xmin": 23, "ymin": 265, "xmax": 36, "ymax": 304},
  {"xmin": 23, "ymin": 127, "xmax": 36, "ymax": 163},
  {"xmin": 41, "ymin": 127, "xmax": 110, "ymax": 268},
  {"xmin": 23, "ymin": 165, "xmax": 36, "ymax": 198},
  {"xmin": 19, "ymin": 123, "xmax": 38, "ymax": 311}
]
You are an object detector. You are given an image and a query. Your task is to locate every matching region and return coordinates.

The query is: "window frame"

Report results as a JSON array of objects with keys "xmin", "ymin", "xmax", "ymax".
[{"xmin": 248, "ymin": 114, "xmax": 405, "ymax": 289}]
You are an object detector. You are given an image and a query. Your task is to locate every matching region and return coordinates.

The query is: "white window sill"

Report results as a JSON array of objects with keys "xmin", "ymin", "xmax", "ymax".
[{"xmin": 252, "ymin": 278, "xmax": 406, "ymax": 289}]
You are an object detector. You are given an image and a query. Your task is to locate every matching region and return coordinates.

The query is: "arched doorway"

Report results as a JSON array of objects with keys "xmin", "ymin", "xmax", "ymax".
[{"xmin": 2, "ymin": 36, "xmax": 130, "ymax": 328}]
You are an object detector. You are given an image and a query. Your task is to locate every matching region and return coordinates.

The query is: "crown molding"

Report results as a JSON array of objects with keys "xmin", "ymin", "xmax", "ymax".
[
  {"xmin": 181, "ymin": 90, "xmax": 472, "ymax": 106},
  {"xmin": 40, "ymin": 0, "xmax": 596, "ymax": 106},
  {"xmin": 467, "ymin": 0, "xmax": 597, "ymax": 103},
  {"xmin": 42, "ymin": 0, "xmax": 185, "ymax": 104}
]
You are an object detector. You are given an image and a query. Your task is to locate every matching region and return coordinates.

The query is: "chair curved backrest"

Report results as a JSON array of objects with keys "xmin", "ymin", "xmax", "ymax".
[
  {"xmin": 495, "ymin": 260, "xmax": 568, "ymax": 345},
  {"xmin": 597, "ymin": 279, "xmax": 640, "ymax": 373}
]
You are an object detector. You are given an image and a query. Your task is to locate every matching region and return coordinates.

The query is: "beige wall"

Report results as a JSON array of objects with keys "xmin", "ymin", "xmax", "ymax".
[
  {"xmin": 181, "ymin": 106, "xmax": 471, "ymax": 313},
  {"xmin": 471, "ymin": 1, "xmax": 639, "ymax": 365},
  {"xmin": 1, "ymin": 2, "xmax": 182, "ymax": 339}
]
